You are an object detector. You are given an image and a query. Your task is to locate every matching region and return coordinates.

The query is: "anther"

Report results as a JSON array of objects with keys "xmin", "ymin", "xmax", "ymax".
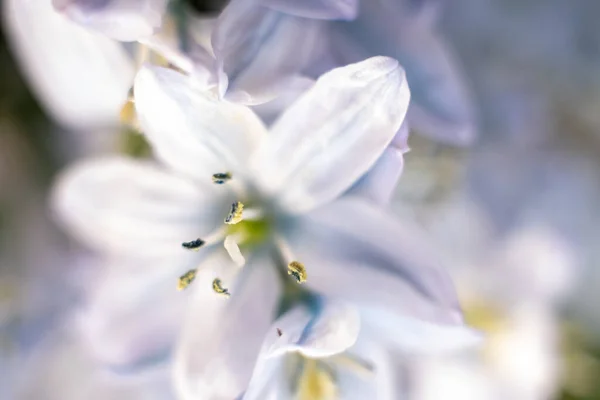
[
  {"xmin": 287, "ymin": 261, "xmax": 307, "ymax": 284},
  {"xmin": 277, "ymin": 328, "xmax": 283, "ymax": 337},
  {"xmin": 212, "ymin": 278, "xmax": 231, "ymax": 297},
  {"xmin": 224, "ymin": 201, "xmax": 244, "ymax": 225},
  {"xmin": 182, "ymin": 238, "xmax": 205, "ymax": 251},
  {"xmin": 212, "ymin": 172, "xmax": 232, "ymax": 184},
  {"xmin": 178, "ymin": 269, "xmax": 197, "ymax": 290}
]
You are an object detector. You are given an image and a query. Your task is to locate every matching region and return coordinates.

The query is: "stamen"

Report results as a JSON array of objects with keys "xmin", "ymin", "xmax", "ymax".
[
  {"xmin": 177, "ymin": 269, "xmax": 197, "ymax": 290},
  {"xmin": 224, "ymin": 201, "xmax": 244, "ymax": 225},
  {"xmin": 212, "ymin": 278, "xmax": 231, "ymax": 298},
  {"xmin": 212, "ymin": 172, "xmax": 232, "ymax": 184},
  {"xmin": 223, "ymin": 235, "xmax": 246, "ymax": 267},
  {"xmin": 275, "ymin": 236, "xmax": 308, "ymax": 284},
  {"xmin": 288, "ymin": 261, "xmax": 307, "ymax": 284},
  {"xmin": 182, "ymin": 238, "xmax": 205, "ymax": 251},
  {"xmin": 330, "ymin": 354, "xmax": 374, "ymax": 379}
]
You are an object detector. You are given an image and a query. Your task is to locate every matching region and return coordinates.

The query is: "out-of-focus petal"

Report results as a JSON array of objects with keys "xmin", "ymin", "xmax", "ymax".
[
  {"xmin": 75, "ymin": 255, "xmax": 198, "ymax": 369},
  {"xmin": 252, "ymin": 57, "xmax": 410, "ymax": 213},
  {"xmin": 3, "ymin": 0, "xmax": 133, "ymax": 130},
  {"xmin": 133, "ymin": 65, "xmax": 267, "ymax": 181},
  {"xmin": 262, "ymin": 0, "xmax": 358, "ymax": 20},
  {"xmin": 212, "ymin": 0, "xmax": 322, "ymax": 104},
  {"xmin": 284, "ymin": 197, "xmax": 463, "ymax": 324},
  {"xmin": 173, "ymin": 251, "xmax": 282, "ymax": 400},
  {"xmin": 51, "ymin": 156, "xmax": 232, "ymax": 257},
  {"xmin": 327, "ymin": 0, "xmax": 475, "ymax": 145},
  {"xmin": 361, "ymin": 308, "xmax": 483, "ymax": 354},
  {"xmin": 53, "ymin": 0, "xmax": 169, "ymax": 41}
]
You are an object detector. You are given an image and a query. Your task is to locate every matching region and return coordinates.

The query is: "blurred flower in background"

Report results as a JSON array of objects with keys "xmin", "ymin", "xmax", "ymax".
[{"xmin": 2, "ymin": 0, "xmax": 600, "ymax": 399}]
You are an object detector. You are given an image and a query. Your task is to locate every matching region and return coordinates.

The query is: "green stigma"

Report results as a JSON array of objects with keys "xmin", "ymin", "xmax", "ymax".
[{"xmin": 226, "ymin": 218, "xmax": 271, "ymax": 249}]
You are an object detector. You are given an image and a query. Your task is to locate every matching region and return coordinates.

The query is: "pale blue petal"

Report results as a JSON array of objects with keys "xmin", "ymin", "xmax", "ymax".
[
  {"xmin": 262, "ymin": 0, "xmax": 358, "ymax": 20},
  {"xmin": 360, "ymin": 308, "xmax": 483, "ymax": 354},
  {"xmin": 284, "ymin": 197, "xmax": 464, "ymax": 324},
  {"xmin": 212, "ymin": 0, "xmax": 323, "ymax": 104},
  {"xmin": 326, "ymin": 0, "xmax": 475, "ymax": 145},
  {"xmin": 174, "ymin": 251, "xmax": 282, "ymax": 400},
  {"xmin": 252, "ymin": 57, "xmax": 410, "ymax": 213},
  {"xmin": 53, "ymin": 0, "xmax": 169, "ymax": 41},
  {"xmin": 51, "ymin": 157, "xmax": 231, "ymax": 257}
]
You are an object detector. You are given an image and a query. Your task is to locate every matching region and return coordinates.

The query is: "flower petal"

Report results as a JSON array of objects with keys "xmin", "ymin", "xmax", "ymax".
[
  {"xmin": 345, "ymin": 147, "xmax": 404, "ymax": 206},
  {"xmin": 51, "ymin": 156, "xmax": 231, "ymax": 257},
  {"xmin": 252, "ymin": 56, "xmax": 410, "ymax": 213},
  {"xmin": 345, "ymin": 121, "xmax": 410, "ymax": 205},
  {"xmin": 74, "ymin": 255, "xmax": 199, "ymax": 369},
  {"xmin": 133, "ymin": 65, "xmax": 267, "ymax": 181},
  {"xmin": 327, "ymin": 0, "xmax": 475, "ymax": 145},
  {"xmin": 173, "ymin": 250, "xmax": 282, "ymax": 400},
  {"xmin": 212, "ymin": 0, "xmax": 323, "ymax": 104},
  {"xmin": 53, "ymin": 0, "xmax": 169, "ymax": 41},
  {"xmin": 264, "ymin": 300, "xmax": 360, "ymax": 359},
  {"xmin": 284, "ymin": 197, "xmax": 464, "ymax": 324},
  {"xmin": 240, "ymin": 300, "xmax": 360, "ymax": 400},
  {"xmin": 360, "ymin": 308, "xmax": 483, "ymax": 354},
  {"xmin": 262, "ymin": 0, "xmax": 358, "ymax": 20},
  {"xmin": 3, "ymin": 0, "xmax": 133, "ymax": 130}
]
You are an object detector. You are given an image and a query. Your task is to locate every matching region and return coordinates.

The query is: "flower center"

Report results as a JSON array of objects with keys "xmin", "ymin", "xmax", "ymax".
[{"xmin": 175, "ymin": 172, "xmax": 307, "ymax": 296}]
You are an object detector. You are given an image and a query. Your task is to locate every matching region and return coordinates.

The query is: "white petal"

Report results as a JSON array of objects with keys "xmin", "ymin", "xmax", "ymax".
[
  {"xmin": 284, "ymin": 197, "xmax": 464, "ymax": 324},
  {"xmin": 53, "ymin": 0, "xmax": 169, "ymax": 41},
  {"xmin": 51, "ymin": 156, "xmax": 231, "ymax": 257},
  {"xmin": 3, "ymin": 0, "xmax": 133, "ymax": 130},
  {"xmin": 360, "ymin": 308, "xmax": 483, "ymax": 355},
  {"xmin": 173, "ymin": 251, "xmax": 282, "ymax": 400},
  {"xmin": 263, "ymin": 300, "xmax": 360, "ymax": 359},
  {"xmin": 262, "ymin": 0, "xmax": 358, "ymax": 20},
  {"xmin": 134, "ymin": 65, "xmax": 267, "ymax": 181},
  {"xmin": 326, "ymin": 0, "xmax": 475, "ymax": 145},
  {"xmin": 240, "ymin": 300, "xmax": 360, "ymax": 399},
  {"xmin": 75, "ymin": 255, "xmax": 198, "ymax": 368},
  {"xmin": 212, "ymin": 0, "xmax": 323, "ymax": 104},
  {"xmin": 252, "ymin": 56, "xmax": 410, "ymax": 213}
]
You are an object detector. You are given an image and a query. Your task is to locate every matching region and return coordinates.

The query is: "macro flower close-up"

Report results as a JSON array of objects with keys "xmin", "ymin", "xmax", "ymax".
[{"xmin": 3, "ymin": 0, "xmax": 600, "ymax": 399}]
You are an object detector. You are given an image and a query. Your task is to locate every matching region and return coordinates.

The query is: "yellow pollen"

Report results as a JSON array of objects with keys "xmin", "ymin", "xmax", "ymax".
[
  {"xmin": 297, "ymin": 359, "xmax": 337, "ymax": 400},
  {"xmin": 119, "ymin": 98, "xmax": 140, "ymax": 131},
  {"xmin": 225, "ymin": 201, "xmax": 244, "ymax": 225},
  {"xmin": 178, "ymin": 269, "xmax": 197, "ymax": 291},
  {"xmin": 287, "ymin": 261, "xmax": 307, "ymax": 284},
  {"xmin": 212, "ymin": 278, "xmax": 231, "ymax": 298}
]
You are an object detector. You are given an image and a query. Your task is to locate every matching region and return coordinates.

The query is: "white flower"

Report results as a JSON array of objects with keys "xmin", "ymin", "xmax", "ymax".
[
  {"xmin": 53, "ymin": 56, "xmax": 476, "ymax": 398},
  {"xmin": 3, "ymin": 0, "xmax": 134, "ymax": 131},
  {"xmin": 237, "ymin": 300, "xmax": 481, "ymax": 400},
  {"xmin": 209, "ymin": 0, "xmax": 474, "ymax": 144}
]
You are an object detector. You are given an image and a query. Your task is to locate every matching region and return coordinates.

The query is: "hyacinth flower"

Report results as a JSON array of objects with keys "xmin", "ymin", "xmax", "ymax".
[
  {"xmin": 52, "ymin": 56, "xmax": 479, "ymax": 397},
  {"xmin": 210, "ymin": 0, "xmax": 475, "ymax": 144},
  {"xmin": 51, "ymin": 0, "xmax": 474, "ymax": 144}
]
